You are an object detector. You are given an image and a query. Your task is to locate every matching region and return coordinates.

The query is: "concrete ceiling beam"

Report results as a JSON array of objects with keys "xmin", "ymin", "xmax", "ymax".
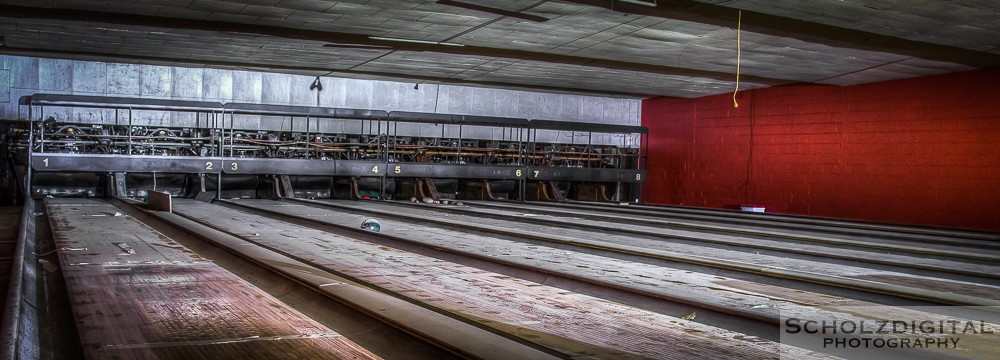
[{"xmin": 561, "ymin": 0, "xmax": 1000, "ymax": 68}]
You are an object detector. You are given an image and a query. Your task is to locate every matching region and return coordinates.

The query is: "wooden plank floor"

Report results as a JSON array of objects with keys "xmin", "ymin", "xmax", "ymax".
[
  {"xmin": 333, "ymin": 200, "xmax": 1000, "ymax": 299},
  {"xmin": 227, "ymin": 201, "xmax": 888, "ymax": 315},
  {"xmin": 471, "ymin": 201, "xmax": 1000, "ymax": 249},
  {"xmin": 232, "ymin": 199, "xmax": 1000, "ymax": 351},
  {"xmin": 45, "ymin": 198, "xmax": 379, "ymax": 360},
  {"xmin": 173, "ymin": 199, "xmax": 827, "ymax": 360},
  {"xmin": 444, "ymin": 203, "xmax": 1000, "ymax": 267}
]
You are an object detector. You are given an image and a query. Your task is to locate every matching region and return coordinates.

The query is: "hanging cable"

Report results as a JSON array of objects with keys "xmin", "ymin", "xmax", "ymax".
[{"xmin": 733, "ymin": 10, "xmax": 742, "ymax": 108}]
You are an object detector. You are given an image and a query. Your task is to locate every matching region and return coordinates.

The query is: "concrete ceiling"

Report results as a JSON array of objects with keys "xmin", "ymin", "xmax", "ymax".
[{"xmin": 0, "ymin": 0, "xmax": 997, "ymax": 98}]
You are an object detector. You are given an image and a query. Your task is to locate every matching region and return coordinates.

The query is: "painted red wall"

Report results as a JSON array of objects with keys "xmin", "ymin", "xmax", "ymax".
[{"xmin": 641, "ymin": 68, "xmax": 1000, "ymax": 231}]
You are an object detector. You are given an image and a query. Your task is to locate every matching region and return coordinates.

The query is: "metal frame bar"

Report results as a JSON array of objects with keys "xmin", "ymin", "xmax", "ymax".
[{"xmin": 1, "ymin": 200, "xmax": 35, "ymax": 360}]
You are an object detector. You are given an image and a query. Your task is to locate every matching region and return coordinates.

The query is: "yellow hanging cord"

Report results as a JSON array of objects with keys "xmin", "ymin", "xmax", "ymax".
[{"xmin": 733, "ymin": 10, "xmax": 742, "ymax": 108}]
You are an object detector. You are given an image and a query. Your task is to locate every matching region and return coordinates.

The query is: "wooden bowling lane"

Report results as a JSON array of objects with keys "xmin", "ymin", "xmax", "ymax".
[
  {"xmin": 171, "ymin": 199, "xmax": 827, "ymax": 360},
  {"xmin": 45, "ymin": 198, "xmax": 379, "ymax": 360}
]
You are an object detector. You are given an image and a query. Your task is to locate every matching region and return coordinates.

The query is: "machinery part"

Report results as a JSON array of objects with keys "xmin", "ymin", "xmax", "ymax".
[{"xmin": 361, "ymin": 218, "xmax": 381, "ymax": 232}]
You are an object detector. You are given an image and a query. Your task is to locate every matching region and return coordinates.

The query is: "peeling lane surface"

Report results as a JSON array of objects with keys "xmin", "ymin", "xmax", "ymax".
[
  {"xmin": 332, "ymin": 200, "xmax": 1000, "ymax": 293},
  {"xmin": 45, "ymin": 198, "xmax": 378, "ymax": 360},
  {"xmin": 172, "ymin": 199, "xmax": 826, "ymax": 360}
]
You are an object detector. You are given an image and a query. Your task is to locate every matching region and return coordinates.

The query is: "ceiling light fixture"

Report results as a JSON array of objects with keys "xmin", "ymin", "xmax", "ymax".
[
  {"xmin": 323, "ymin": 43, "xmax": 394, "ymax": 50},
  {"xmin": 617, "ymin": 0, "xmax": 658, "ymax": 7},
  {"xmin": 436, "ymin": 0, "xmax": 550, "ymax": 22},
  {"xmin": 369, "ymin": 36, "xmax": 465, "ymax": 47},
  {"xmin": 310, "ymin": 77, "xmax": 323, "ymax": 91}
]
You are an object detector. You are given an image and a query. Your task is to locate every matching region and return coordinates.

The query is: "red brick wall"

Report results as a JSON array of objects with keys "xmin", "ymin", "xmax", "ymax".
[{"xmin": 641, "ymin": 68, "xmax": 1000, "ymax": 231}]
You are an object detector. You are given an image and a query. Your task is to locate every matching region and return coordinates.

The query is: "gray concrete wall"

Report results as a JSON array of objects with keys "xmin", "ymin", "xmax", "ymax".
[{"xmin": 0, "ymin": 55, "xmax": 642, "ymax": 146}]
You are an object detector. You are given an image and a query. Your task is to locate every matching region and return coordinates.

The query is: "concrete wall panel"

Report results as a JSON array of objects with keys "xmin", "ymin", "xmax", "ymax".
[
  {"xmin": 318, "ymin": 77, "xmax": 348, "ymax": 108},
  {"xmin": 71, "ymin": 61, "xmax": 107, "ymax": 94},
  {"xmin": 290, "ymin": 75, "xmax": 318, "ymax": 106},
  {"xmin": 261, "ymin": 73, "xmax": 291, "ymax": 104},
  {"xmin": 557, "ymin": 95, "xmax": 582, "ymax": 121},
  {"xmin": 202, "ymin": 68, "xmax": 233, "ymax": 102},
  {"xmin": 259, "ymin": 115, "xmax": 287, "ymax": 131},
  {"xmin": 133, "ymin": 110, "xmax": 171, "ymax": 127},
  {"xmin": 172, "ymin": 67, "xmax": 203, "ymax": 99},
  {"xmin": 0, "ymin": 69, "xmax": 9, "ymax": 104},
  {"xmin": 140, "ymin": 65, "xmax": 172, "ymax": 98},
  {"xmin": 232, "ymin": 114, "xmax": 262, "ymax": 131},
  {"xmin": 169, "ymin": 110, "xmax": 198, "ymax": 125},
  {"xmin": 344, "ymin": 78, "xmax": 375, "ymax": 109},
  {"xmin": 39, "ymin": 58, "xmax": 73, "ymax": 92},
  {"xmin": 232, "ymin": 70, "xmax": 262, "ymax": 103},
  {"xmin": 5, "ymin": 56, "xmax": 39, "ymax": 90},
  {"xmin": 107, "ymin": 63, "xmax": 142, "ymax": 97},
  {"xmin": 400, "ymin": 84, "xmax": 439, "ymax": 113},
  {"xmin": 372, "ymin": 81, "xmax": 402, "ymax": 110},
  {"xmin": 2, "ymin": 55, "xmax": 640, "ymax": 146}
]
